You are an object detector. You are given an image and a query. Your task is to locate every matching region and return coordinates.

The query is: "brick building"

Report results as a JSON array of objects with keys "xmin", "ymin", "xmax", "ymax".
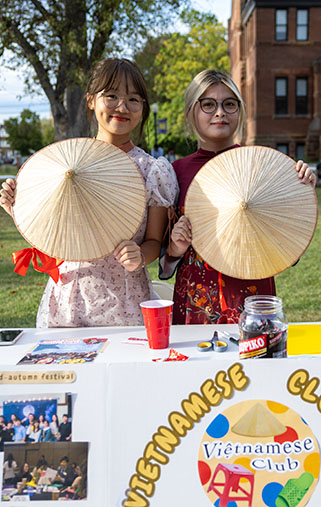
[{"xmin": 228, "ymin": 0, "xmax": 321, "ymax": 161}]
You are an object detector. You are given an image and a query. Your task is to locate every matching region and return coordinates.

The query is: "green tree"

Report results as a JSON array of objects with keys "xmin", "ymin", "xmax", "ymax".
[
  {"xmin": 149, "ymin": 9, "xmax": 229, "ymax": 154},
  {"xmin": 0, "ymin": 0, "xmax": 188, "ymax": 141},
  {"xmin": 134, "ymin": 34, "xmax": 170, "ymax": 105},
  {"xmin": 41, "ymin": 119, "xmax": 56, "ymax": 147},
  {"xmin": 4, "ymin": 109, "xmax": 43, "ymax": 156}
]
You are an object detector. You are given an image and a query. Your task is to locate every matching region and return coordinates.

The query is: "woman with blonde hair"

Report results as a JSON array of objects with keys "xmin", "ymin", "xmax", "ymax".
[{"xmin": 160, "ymin": 69, "xmax": 316, "ymax": 325}]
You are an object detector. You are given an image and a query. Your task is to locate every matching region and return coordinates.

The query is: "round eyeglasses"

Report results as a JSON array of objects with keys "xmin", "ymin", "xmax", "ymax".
[
  {"xmin": 198, "ymin": 97, "xmax": 240, "ymax": 115},
  {"xmin": 101, "ymin": 93, "xmax": 145, "ymax": 112}
]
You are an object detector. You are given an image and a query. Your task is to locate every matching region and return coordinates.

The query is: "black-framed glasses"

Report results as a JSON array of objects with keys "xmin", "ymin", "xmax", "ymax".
[
  {"xmin": 100, "ymin": 93, "xmax": 145, "ymax": 112},
  {"xmin": 198, "ymin": 97, "xmax": 240, "ymax": 115}
]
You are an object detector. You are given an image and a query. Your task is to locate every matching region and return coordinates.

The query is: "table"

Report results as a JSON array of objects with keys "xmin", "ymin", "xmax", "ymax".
[{"xmin": 0, "ymin": 323, "xmax": 321, "ymax": 506}]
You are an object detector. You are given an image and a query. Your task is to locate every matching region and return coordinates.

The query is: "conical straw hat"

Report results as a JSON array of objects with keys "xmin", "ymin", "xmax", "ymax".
[
  {"xmin": 231, "ymin": 402, "xmax": 286, "ymax": 437},
  {"xmin": 13, "ymin": 138, "xmax": 146, "ymax": 261},
  {"xmin": 185, "ymin": 146, "xmax": 318, "ymax": 279}
]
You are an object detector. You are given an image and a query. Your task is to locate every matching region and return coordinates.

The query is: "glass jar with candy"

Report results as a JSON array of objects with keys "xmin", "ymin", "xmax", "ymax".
[{"xmin": 238, "ymin": 295, "xmax": 288, "ymax": 359}]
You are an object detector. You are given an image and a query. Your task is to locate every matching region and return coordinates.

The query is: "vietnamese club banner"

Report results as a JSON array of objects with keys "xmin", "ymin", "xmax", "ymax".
[
  {"xmin": 198, "ymin": 399, "xmax": 318, "ymax": 507},
  {"xmin": 3, "ymin": 398, "xmax": 58, "ymax": 423},
  {"xmin": 106, "ymin": 359, "xmax": 321, "ymax": 507}
]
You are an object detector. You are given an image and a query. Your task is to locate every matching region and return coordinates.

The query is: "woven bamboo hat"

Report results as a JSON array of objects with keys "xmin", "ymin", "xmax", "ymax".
[
  {"xmin": 185, "ymin": 146, "xmax": 318, "ymax": 279},
  {"xmin": 13, "ymin": 138, "xmax": 146, "ymax": 261},
  {"xmin": 231, "ymin": 402, "xmax": 286, "ymax": 437}
]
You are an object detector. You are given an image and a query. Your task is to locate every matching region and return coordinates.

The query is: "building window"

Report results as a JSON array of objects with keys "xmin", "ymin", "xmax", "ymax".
[
  {"xmin": 275, "ymin": 9, "xmax": 287, "ymax": 41},
  {"xmin": 296, "ymin": 143, "xmax": 305, "ymax": 160},
  {"xmin": 297, "ymin": 9, "xmax": 308, "ymax": 41},
  {"xmin": 275, "ymin": 78, "xmax": 288, "ymax": 115},
  {"xmin": 296, "ymin": 78, "xmax": 308, "ymax": 115},
  {"xmin": 277, "ymin": 144, "xmax": 289, "ymax": 155}
]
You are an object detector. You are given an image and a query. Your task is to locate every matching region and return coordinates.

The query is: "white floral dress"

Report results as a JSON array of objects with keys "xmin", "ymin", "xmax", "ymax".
[{"xmin": 36, "ymin": 147, "xmax": 178, "ymax": 328}]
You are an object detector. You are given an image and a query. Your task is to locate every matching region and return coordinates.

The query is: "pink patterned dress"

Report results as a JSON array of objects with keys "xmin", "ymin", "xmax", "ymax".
[{"xmin": 36, "ymin": 146, "xmax": 178, "ymax": 328}]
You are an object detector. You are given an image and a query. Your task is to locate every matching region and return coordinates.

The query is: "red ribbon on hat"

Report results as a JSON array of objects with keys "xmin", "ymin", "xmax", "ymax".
[{"xmin": 12, "ymin": 248, "xmax": 63, "ymax": 283}]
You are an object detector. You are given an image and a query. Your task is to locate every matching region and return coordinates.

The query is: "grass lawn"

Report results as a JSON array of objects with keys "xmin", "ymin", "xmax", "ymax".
[
  {"xmin": 0, "ymin": 164, "xmax": 19, "ymax": 177},
  {"xmin": 0, "ymin": 189, "xmax": 320, "ymax": 327}
]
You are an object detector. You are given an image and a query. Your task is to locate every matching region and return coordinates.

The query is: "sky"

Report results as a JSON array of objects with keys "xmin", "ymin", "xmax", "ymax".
[{"xmin": 0, "ymin": 0, "xmax": 232, "ymax": 124}]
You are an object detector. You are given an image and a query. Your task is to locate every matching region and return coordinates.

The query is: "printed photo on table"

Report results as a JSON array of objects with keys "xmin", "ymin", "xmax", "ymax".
[
  {"xmin": 1, "ymin": 441, "xmax": 88, "ymax": 501},
  {"xmin": 17, "ymin": 338, "xmax": 109, "ymax": 365},
  {"xmin": 0, "ymin": 393, "xmax": 72, "ymax": 450}
]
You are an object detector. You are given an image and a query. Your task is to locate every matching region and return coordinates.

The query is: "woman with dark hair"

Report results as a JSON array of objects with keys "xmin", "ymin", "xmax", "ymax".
[
  {"xmin": 31, "ymin": 456, "xmax": 48, "ymax": 486},
  {"xmin": 0, "ymin": 58, "xmax": 178, "ymax": 328},
  {"xmin": 3, "ymin": 453, "xmax": 18, "ymax": 485},
  {"xmin": 25, "ymin": 413, "xmax": 36, "ymax": 441},
  {"xmin": 38, "ymin": 414, "xmax": 45, "ymax": 429},
  {"xmin": 49, "ymin": 413, "xmax": 59, "ymax": 440},
  {"xmin": 10, "ymin": 414, "xmax": 17, "ymax": 425},
  {"xmin": 28, "ymin": 420, "xmax": 42, "ymax": 442},
  {"xmin": 73, "ymin": 460, "xmax": 87, "ymax": 499},
  {"xmin": 41, "ymin": 419, "xmax": 55, "ymax": 441},
  {"xmin": 15, "ymin": 463, "xmax": 32, "ymax": 485},
  {"xmin": 60, "ymin": 461, "xmax": 87, "ymax": 499}
]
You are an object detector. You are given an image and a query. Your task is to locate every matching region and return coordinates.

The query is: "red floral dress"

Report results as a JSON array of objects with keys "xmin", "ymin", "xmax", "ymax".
[{"xmin": 170, "ymin": 146, "xmax": 276, "ymax": 325}]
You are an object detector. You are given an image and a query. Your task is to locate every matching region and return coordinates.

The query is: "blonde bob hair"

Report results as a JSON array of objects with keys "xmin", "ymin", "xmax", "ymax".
[{"xmin": 185, "ymin": 69, "xmax": 246, "ymax": 141}]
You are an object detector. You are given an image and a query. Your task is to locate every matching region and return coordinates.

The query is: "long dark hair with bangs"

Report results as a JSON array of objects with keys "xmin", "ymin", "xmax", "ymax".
[{"xmin": 86, "ymin": 58, "xmax": 150, "ymax": 138}]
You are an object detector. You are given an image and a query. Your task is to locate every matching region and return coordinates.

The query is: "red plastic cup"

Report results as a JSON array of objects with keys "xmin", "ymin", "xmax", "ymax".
[{"xmin": 140, "ymin": 299, "xmax": 174, "ymax": 349}]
